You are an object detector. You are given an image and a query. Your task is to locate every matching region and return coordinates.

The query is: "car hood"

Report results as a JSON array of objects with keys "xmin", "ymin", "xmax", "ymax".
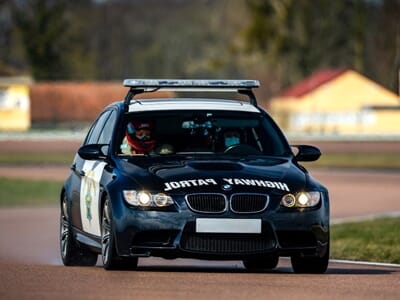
[{"xmin": 119, "ymin": 156, "xmax": 308, "ymax": 194}]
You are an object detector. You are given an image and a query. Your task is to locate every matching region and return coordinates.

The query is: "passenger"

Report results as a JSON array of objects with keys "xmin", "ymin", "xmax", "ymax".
[
  {"xmin": 121, "ymin": 121, "xmax": 156, "ymax": 155},
  {"xmin": 223, "ymin": 128, "xmax": 241, "ymax": 148}
]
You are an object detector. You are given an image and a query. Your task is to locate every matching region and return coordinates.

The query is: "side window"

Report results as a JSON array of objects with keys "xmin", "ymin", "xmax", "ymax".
[
  {"xmin": 85, "ymin": 111, "xmax": 111, "ymax": 145},
  {"xmin": 98, "ymin": 110, "xmax": 117, "ymax": 144},
  {"xmin": 259, "ymin": 116, "xmax": 286, "ymax": 155}
]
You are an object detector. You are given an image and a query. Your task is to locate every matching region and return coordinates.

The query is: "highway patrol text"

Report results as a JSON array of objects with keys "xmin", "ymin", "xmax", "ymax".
[{"xmin": 164, "ymin": 178, "xmax": 290, "ymax": 191}]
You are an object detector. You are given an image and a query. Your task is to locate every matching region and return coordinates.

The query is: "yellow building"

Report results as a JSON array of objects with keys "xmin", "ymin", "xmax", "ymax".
[
  {"xmin": 269, "ymin": 69, "xmax": 400, "ymax": 135},
  {"xmin": 0, "ymin": 77, "xmax": 32, "ymax": 131}
]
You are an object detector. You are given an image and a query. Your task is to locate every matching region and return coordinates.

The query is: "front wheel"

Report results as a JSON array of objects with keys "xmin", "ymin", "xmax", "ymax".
[
  {"xmin": 101, "ymin": 197, "xmax": 138, "ymax": 270},
  {"xmin": 291, "ymin": 243, "xmax": 329, "ymax": 274},
  {"xmin": 60, "ymin": 194, "xmax": 98, "ymax": 266}
]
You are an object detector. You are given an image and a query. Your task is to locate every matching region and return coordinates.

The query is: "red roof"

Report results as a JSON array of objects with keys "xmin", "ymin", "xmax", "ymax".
[
  {"xmin": 279, "ymin": 69, "xmax": 348, "ymax": 98},
  {"xmin": 30, "ymin": 82, "xmax": 174, "ymax": 123}
]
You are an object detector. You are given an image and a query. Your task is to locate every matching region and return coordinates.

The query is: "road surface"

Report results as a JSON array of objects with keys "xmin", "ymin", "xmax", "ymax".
[{"xmin": 1, "ymin": 168, "xmax": 400, "ymax": 299}]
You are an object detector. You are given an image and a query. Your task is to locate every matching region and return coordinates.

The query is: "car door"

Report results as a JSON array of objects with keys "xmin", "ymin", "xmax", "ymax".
[{"xmin": 70, "ymin": 109, "xmax": 117, "ymax": 236}]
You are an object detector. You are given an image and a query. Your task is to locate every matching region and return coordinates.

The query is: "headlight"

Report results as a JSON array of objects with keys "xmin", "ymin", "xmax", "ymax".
[
  {"xmin": 153, "ymin": 193, "xmax": 171, "ymax": 207},
  {"xmin": 281, "ymin": 191, "xmax": 321, "ymax": 208},
  {"xmin": 138, "ymin": 192, "xmax": 151, "ymax": 206},
  {"xmin": 281, "ymin": 194, "xmax": 296, "ymax": 207},
  {"xmin": 123, "ymin": 190, "xmax": 174, "ymax": 208}
]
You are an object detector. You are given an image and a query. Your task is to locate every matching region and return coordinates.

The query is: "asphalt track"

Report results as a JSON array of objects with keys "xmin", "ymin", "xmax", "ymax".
[
  {"xmin": 1, "ymin": 139, "xmax": 400, "ymax": 299},
  {"xmin": 1, "ymin": 169, "xmax": 400, "ymax": 299}
]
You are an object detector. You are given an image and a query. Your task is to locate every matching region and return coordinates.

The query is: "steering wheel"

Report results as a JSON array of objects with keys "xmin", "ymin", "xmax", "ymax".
[{"xmin": 224, "ymin": 144, "xmax": 262, "ymax": 155}]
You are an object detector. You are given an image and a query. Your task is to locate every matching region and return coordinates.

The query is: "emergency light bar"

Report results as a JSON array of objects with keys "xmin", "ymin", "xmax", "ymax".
[
  {"xmin": 123, "ymin": 79, "xmax": 260, "ymax": 111},
  {"xmin": 123, "ymin": 79, "xmax": 260, "ymax": 89}
]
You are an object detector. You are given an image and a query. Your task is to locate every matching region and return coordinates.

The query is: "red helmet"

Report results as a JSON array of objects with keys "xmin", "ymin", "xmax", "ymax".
[{"xmin": 126, "ymin": 121, "xmax": 156, "ymax": 153}]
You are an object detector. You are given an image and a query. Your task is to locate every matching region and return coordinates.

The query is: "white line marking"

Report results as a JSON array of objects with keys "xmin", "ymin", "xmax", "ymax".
[{"xmin": 329, "ymin": 259, "xmax": 400, "ymax": 268}]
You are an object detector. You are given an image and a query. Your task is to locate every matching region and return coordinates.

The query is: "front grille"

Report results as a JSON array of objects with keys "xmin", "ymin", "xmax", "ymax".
[
  {"xmin": 181, "ymin": 234, "xmax": 275, "ymax": 254},
  {"xmin": 185, "ymin": 193, "xmax": 227, "ymax": 213},
  {"xmin": 230, "ymin": 194, "xmax": 269, "ymax": 213},
  {"xmin": 186, "ymin": 193, "xmax": 269, "ymax": 214}
]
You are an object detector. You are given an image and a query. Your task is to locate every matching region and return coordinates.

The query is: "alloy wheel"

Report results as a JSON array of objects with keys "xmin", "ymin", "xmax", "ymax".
[{"xmin": 101, "ymin": 200, "xmax": 111, "ymax": 265}]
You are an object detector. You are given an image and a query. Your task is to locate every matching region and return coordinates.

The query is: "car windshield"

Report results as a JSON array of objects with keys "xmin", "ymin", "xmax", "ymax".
[{"xmin": 116, "ymin": 110, "xmax": 290, "ymax": 157}]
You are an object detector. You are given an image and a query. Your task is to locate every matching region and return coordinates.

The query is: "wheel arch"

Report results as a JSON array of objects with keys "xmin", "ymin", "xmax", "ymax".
[
  {"xmin": 99, "ymin": 186, "xmax": 108, "ymax": 220},
  {"xmin": 60, "ymin": 187, "xmax": 69, "ymax": 217},
  {"xmin": 60, "ymin": 188, "xmax": 66, "ymax": 205}
]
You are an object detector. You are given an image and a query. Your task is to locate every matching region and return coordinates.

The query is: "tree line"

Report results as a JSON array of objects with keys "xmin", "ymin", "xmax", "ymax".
[{"xmin": 0, "ymin": 0, "xmax": 399, "ymax": 98}]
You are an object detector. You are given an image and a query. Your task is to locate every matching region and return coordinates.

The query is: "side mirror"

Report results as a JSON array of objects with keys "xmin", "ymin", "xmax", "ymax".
[
  {"xmin": 78, "ymin": 144, "xmax": 107, "ymax": 160},
  {"xmin": 292, "ymin": 145, "xmax": 321, "ymax": 162}
]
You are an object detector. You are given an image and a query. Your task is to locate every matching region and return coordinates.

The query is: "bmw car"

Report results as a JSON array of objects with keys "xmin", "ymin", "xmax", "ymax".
[{"xmin": 60, "ymin": 79, "xmax": 329, "ymax": 273}]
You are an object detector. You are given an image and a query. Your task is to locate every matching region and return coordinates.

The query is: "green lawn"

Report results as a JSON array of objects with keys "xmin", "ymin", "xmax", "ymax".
[
  {"xmin": 0, "ymin": 152, "xmax": 74, "ymax": 165},
  {"xmin": 330, "ymin": 217, "xmax": 400, "ymax": 264},
  {"xmin": 0, "ymin": 177, "xmax": 62, "ymax": 207},
  {"xmin": 306, "ymin": 153, "xmax": 400, "ymax": 169},
  {"xmin": 0, "ymin": 152, "xmax": 399, "ymax": 169}
]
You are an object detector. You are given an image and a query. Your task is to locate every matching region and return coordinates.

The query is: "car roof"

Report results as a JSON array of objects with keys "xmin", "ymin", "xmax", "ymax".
[{"xmin": 127, "ymin": 98, "xmax": 261, "ymax": 113}]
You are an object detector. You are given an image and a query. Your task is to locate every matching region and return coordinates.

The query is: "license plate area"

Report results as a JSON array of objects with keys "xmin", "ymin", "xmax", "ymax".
[{"xmin": 196, "ymin": 218, "xmax": 261, "ymax": 234}]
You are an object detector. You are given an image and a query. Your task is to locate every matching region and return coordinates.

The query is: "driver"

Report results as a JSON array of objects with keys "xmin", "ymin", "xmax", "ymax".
[
  {"xmin": 121, "ymin": 121, "xmax": 157, "ymax": 155},
  {"xmin": 223, "ymin": 129, "xmax": 241, "ymax": 148}
]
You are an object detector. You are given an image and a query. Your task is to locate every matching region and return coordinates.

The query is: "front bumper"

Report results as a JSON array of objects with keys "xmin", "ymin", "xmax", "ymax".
[{"xmin": 111, "ymin": 192, "xmax": 329, "ymax": 260}]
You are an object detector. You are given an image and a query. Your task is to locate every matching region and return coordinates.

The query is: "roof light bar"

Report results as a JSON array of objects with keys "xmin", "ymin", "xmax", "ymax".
[
  {"xmin": 122, "ymin": 79, "xmax": 260, "ymax": 112},
  {"xmin": 123, "ymin": 79, "xmax": 260, "ymax": 89}
]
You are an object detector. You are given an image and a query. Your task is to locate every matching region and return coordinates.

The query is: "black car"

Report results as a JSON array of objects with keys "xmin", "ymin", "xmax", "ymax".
[{"xmin": 60, "ymin": 79, "xmax": 329, "ymax": 273}]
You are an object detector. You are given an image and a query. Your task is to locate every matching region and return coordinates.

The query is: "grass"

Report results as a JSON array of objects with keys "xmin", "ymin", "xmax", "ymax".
[
  {"xmin": 306, "ymin": 153, "xmax": 400, "ymax": 169},
  {"xmin": 0, "ymin": 152, "xmax": 399, "ymax": 169},
  {"xmin": 0, "ymin": 152, "xmax": 74, "ymax": 165},
  {"xmin": 0, "ymin": 177, "xmax": 62, "ymax": 207},
  {"xmin": 331, "ymin": 217, "xmax": 400, "ymax": 264}
]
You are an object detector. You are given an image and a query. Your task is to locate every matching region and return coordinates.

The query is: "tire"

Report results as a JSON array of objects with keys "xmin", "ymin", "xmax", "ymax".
[
  {"xmin": 60, "ymin": 194, "xmax": 98, "ymax": 266},
  {"xmin": 101, "ymin": 197, "xmax": 138, "ymax": 270},
  {"xmin": 243, "ymin": 254, "xmax": 279, "ymax": 271},
  {"xmin": 291, "ymin": 244, "xmax": 329, "ymax": 274}
]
